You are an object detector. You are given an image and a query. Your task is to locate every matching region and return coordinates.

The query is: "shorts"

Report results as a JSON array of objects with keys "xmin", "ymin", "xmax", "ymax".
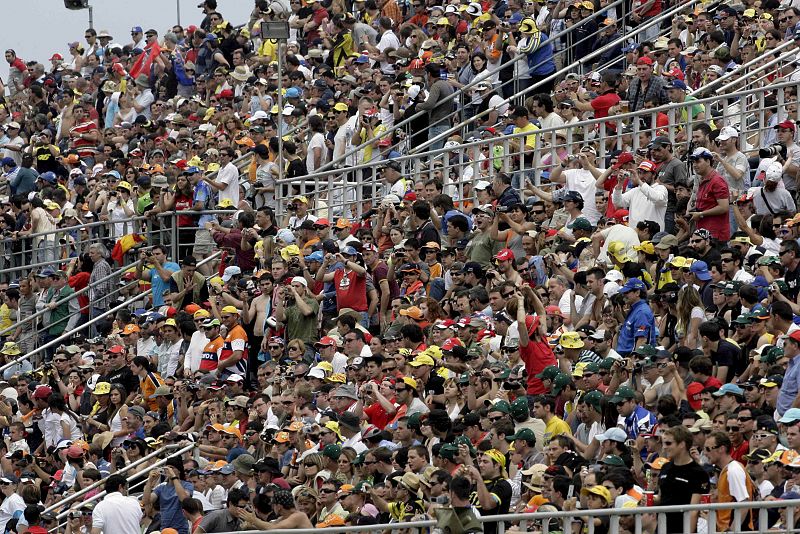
[{"xmin": 193, "ymin": 229, "xmax": 214, "ymax": 256}]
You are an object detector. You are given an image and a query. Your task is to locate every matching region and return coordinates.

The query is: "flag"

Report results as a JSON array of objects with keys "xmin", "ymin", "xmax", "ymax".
[
  {"xmin": 129, "ymin": 41, "xmax": 161, "ymax": 79},
  {"xmin": 111, "ymin": 234, "xmax": 146, "ymax": 265}
]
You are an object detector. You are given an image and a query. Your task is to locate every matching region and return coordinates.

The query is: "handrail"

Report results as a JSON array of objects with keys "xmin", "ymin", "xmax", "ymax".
[
  {"xmin": 0, "ymin": 249, "xmax": 223, "ymax": 374},
  {"xmin": 280, "ymin": 19, "xmax": 778, "ymax": 189},
  {"xmin": 309, "ymin": 0, "xmax": 629, "ymax": 175},
  {"xmin": 0, "ymin": 258, "xmax": 145, "ymax": 339},
  {"xmin": 412, "ymin": 0, "xmax": 698, "ymax": 155},
  {"xmin": 218, "ymin": 498, "xmax": 799, "ymax": 534},
  {"xmin": 43, "ymin": 442, "xmax": 189, "ymax": 516},
  {"xmin": 714, "ymin": 41, "xmax": 796, "ymax": 96}
]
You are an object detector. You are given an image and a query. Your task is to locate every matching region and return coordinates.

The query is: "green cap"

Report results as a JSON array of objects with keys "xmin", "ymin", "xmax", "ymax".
[
  {"xmin": 487, "ymin": 400, "xmax": 511, "ymax": 414},
  {"xmin": 551, "ymin": 373, "xmax": 572, "ymax": 394},
  {"xmin": 506, "ymin": 428, "xmax": 536, "ymax": 444},
  {"xmin": 510, "ymin": 397, "xmax": 529, "ymax": 419},
  {"xmin": 322, "ymin": 444, "xmax": 342, "ymax": 459},
  {"xmin": 761, "ymin": 346, "xmax": 785, "ymax": 364},
  {"xmin": 467, "ymin": 346, "xmax": 484, "ymax": 359},
  {"xmin": 458, "ymin": 372, "xmax": 471, "ymax": 385},
  {"xmin": 599, "ymin": 357, "xmax": 616, "ymax": 370},
  {"xmin": 757, "ymin": 255, "xmax": 782, "ymax": 266},
  {"xmin": 536, "ymin": 365, "xmax": 561, "ymax": 381},
  {"xmin": 610, "ymin": 385, "xmax": 636, "ymax": 404},
  {"xmin": 633, "ymin": 344, "xmax": 657, "ymax": 357},
  {"xmin": 438, "ymin": 444, "xmax": 459, "ymax": 460},
  {"xmin": 582, "ymin": 362, "xmax": 600, "ymax": 374},
  {"xmin": 495, "ymin": 369, "xmax": 511, "ymax": 380},
  {"xmin": 408, "ymin": 412, "xmax": 422, "ymax": 429},
  {"xmin": 353, "ymin": 480, "xmax": 371, "ymax": 493},
  {"xmin": 352, "ymin": 452, "xmax": 366, "ymax": 466},
  {"xmin": 723, "ymin": 281, "xmax": 743, "ymax": 295},
  {"xmin": 600, "ymin": 454, "xmax": 626, "ymax": 467},
  {"xmin": 732, "ymin": 313, "xmax": 753, "ymax": 325},
  {"xmin": 453, "ymin": 435, "xmax": 476, "ymax": 456},
  {"xmin": 568, "ymin": 217, "xmax": 593, "ymax": 231},
  {"xmin": 582, "ymin": 390, "xmax": 604, "ymax": 410}
]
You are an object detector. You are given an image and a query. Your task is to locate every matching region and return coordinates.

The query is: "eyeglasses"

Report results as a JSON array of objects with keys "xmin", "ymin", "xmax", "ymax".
[
  {"xmin": 780, "ymin": 250, "xmax": 793, "ymax": 256},
  {"xmin": 738, "ymin": 416, "xmax": 753, "ymax": 422},
  {"xmin": 704, "ymin": 444, "xmax": 722, "ymax": 452},
  {"xmin": 689, "ymin": 239, "xmax": 703, "ymax": 244},
  {"xmin": 721, "ymin": 257, "xmax": 734, "ymax": 263},
  {"xmin": 269, "ymin": 345, "xmax": 282, "ymax": 349},
  {"xmin": 754, "ymin": 433, "xmax": 773, "ymax": 440},
  {"xmin": 395, "ymin": 387, "xmax": 408, "ymax": 392},
  {"xmin": 726, "ymin": 426, "xmax": 740, "ymax": 432},
  {"xmin": 288, "ymin": 346, "xmax": 301, "ymax": 351},
  {"xmin": 488, "ymin": 416, "xmax": 504, "ymax": 422},
  {"xmin": 320, "ymin": 488, "xmax": 336, "ymax": 494},
  {"xmin": 344, "ymin": 337, "xmax": 357, "ymax": 342},
  {"xmin": 53, "ymin": 359, "xmax": 68, "ymax": 363}
]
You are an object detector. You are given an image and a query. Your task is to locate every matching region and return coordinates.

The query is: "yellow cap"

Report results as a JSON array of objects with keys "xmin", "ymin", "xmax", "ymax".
[
  {"xmin": 333, "ymin": 102, "xmax": 349, "ymax": 112},
  {"xmin": 221, "ymin": 305, "xmax": 240, "ymax": 315}
]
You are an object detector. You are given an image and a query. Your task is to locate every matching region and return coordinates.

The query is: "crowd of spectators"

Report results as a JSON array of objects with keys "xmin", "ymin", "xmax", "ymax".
[{"xmin": 4, "ymin": 0, "xmax": 800, "ymax": 533}]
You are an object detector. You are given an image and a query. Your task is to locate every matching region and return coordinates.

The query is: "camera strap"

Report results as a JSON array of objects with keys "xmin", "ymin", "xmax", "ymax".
[{"xmin": 760, "ymin": 188, "xmax": 776, "ymax": 215}]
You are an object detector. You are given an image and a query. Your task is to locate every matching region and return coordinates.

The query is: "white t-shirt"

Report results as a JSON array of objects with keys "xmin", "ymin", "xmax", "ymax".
[
  {"xmin": 306, "ymin": 131, "xmax": 328, "ymax": 173},
  {"xmin": 217, "ymin": 161, "xmax": 240, "ymax": 206},
  {"xmin": 597, "ymin": 225, "xmax": 640, "ymax": 264},
  {"xmin": 563, "ymin": 168, "xmax": 604, "ymax": 224},
  {"xmin": 724, "ymin": 460, "xmax": 751, "ymax": 502},
  {"xmin": 134, "ymin": 89, "xmax": 155, "ymax": 119},
  {"xmin": 92, "ymin": 492, "xmax": 144, "ymax": 534},
  {"xmin": 558, "ymin": 290, "xmax": 583, "ymax": 323}
]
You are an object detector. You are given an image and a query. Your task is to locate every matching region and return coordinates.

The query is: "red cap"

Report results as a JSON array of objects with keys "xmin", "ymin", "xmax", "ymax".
[
  {"xmin": 378, "ymin": 137, "xmax": 392, "ymax": 147},
  {"xmin": 315, "ymin": 218, "xmax": 330, "ymax": 227},
  {"xmin": 545, "ymin": 305, "xmax": 563, "ymax": 317},
  {"xmin": 218, "ymin": 89, "xmax": 234, "ymax": 100},
  {"xmin": 612, "ymin": 152, "xmax": 634, "ymax": 169},
  {"xmin": 776, "ymin": 120, "xmax": 797, "ymax": 132},
  {"xmin": 112, "ymin": 62, "xmax": 127, "ymax": 76},
  {"xmin": 666, "ymin": 67, "xmax": 685, "ymax": 81},
  {"xmin": 787, "ymin": 330, "xmax": 800, "ymax": 343},
  {"xmin": 638, "ymin": 160, "xmax": 657, "ymax": 172},
  {"xmin": 403, "ymin": 192, "xmax": 417, "ymax": 202},
  {"xmin": 315, "ymin": 336, "xmax": 338, "ymax": 347},
  {"xmin": 435, "ymin": 319, "xmax": 457, "ymax": 329},
  {"xmin": 32, "ymin": 385, "xmax": 53, "ymax": 399},
  {"xmin": 609, "ymin": 208, "xmax": 630, "ymax": 221},
  {"xmin": 524, "ymin": 315, "xmax": 541, "ymax": 335},
  {"xmin": 441, "ymin": 337, "xmax": 464, "ymax": 351},
  {"xmin": 165, "ymin": 306, "xmax": 177, "ymax": 318},
  {"xmin": 187, "ymin": 25, "xmax": 198, "ymax": 33},
  {"xmin": 184, "ymin": 303, "xmax": 201, "ymax": 314},
  {"xmin": 686, "ymin": 382, "xmax": 703, "ymax": 410},
  {"xmin": 636, "ymin": 57, "xmax": 653, "ymax": 66},
  {"xmin": 362, "ymin": 242, "xmax": 378, "ymax": 252},
  {"xmin": 50, "ymin": 53, "xmax": 63, "ymax": 61},
  {"xmin": 545, "ymin": 229, "xmax": 558, "ymax": 237},
  {"xmin": 409, "ymin": 59, "xmax": 425, "ymax": 69},
  {"xmin": 494, "ymin": 248, "xmax": 515, "ymax": 262},
  {"xmin": 483, "ymin": 127, "xmax": 497, "ymax": 135},
  {"xmin": 108, "ymin": 345, "xmax": 125, "ymax": 354},
  {"xmin": 476, "ymin": 328, "xmax": 494, "ymax": 342},
  {"xmin": 122, "ymin": 271, "xmax": 137, "ymax": 281}
]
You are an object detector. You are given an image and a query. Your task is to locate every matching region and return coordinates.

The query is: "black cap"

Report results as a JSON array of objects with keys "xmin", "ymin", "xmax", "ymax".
[{"xmin": 460, "ymin": 261, "xmax": 484, "ymax": 277}]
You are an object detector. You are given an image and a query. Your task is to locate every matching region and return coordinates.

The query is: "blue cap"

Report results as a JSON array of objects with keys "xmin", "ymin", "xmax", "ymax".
[
  {"xmin": 305, "ymin": 251, "xmax": 324, "ymax": 263},
  {"xmin": 622, "ymin": 43, "xmax": 638, "ymax": 53},
  {"xmin": 355, "ymin": 55, "xmax": 370, "ymax": 64},
  {"xmin": 104, "ymin": 170, "xmax": 121, "ymax": 180},
  {"xmin": 205, "ymin": 33, "xmax": 218, "ymax": 41},
  {"xmin": 0, "ymin": 157, "xmax": 16, "ymax": 167},
  {"xmin": 509, "ymin": 12, "xmax": 524, "ymax": 23},
  {"xmin": 131, "ymin": 26, "xmax": 143, "ymax": 33},
  {"xmin": 666, "ymin": 79, "xmax": 687, "ymax": 91},
  {"xmin": 342, "ymin": 246, "xmax": 358, "ymax": 256},
  {"xmin": 313, "ymin": 79, "xmax": 328, "ymax": 88},
  {"xmin": 218, "ymin": 464, "xmax": 235, "ymax": 475},
  {"xmin": 73, "ymin": 176, "xmax": 86, "ymax": 185},
  {"xmin": 713, "ymin": 383, "xmax": 744, "ymax": 397},
  {"xmin": 37, "ymin": 268, "xmax": 56, "ymax": 278},
  {"xmin": 618, "ymin": 278, "xmax": 646, "ymax": 294},
  {"xmin": 285, "ymin": 87, "xmax": 301, "ymax": 98},
  {"xmin": 133, "ymin": 308, "xmax": 149, "ymax": 317},
  {"xmin": 690, "ymin": 260, "xmax": 711, "ymax": 281},
  {"xmin": 184, "ymin": 166, "xmax": 202, "ymax": 174},
  {"xmin": 780, "ymin": 491, "xmax": 800, "ymax": 500},
  {"xmin": 93, "ymin": 66, "xmax": 106, "ymax": 75},
  {"xmin": 145, "ymin": 312, "xmax": 165, "ymax": 323},
  {"xmin": 40, "ymin": 171, "xmax": 57, "ymax": 183},
  {"xmin": 779, "ymin": 408, "xmax": 800, "ymax": 423}
]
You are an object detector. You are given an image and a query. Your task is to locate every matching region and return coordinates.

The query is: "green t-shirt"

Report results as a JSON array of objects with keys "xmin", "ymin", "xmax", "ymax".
[
  {"xmin": 137, "ymin": 192, "xmax": 153, "ymax": 215},
  {"xmin": 284, "ymin": 295, "xmax": 320, "ymax": 345},
  {"xmin": 467, "ymin": 232, "xmax": 502, "ymax": 269}
]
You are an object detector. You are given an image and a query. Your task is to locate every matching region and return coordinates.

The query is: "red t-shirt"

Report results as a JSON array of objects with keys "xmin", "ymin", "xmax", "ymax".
[
  {"xmin": 591, "ymin": 91, "xmax": 621, "ymax": 132},
  {"xmin": 333, "ymin": 269, "xmax": 368, "ymax": 312},
  {"xmin": 68, "ymin": 271, "xmax": 91, "ymax": 315},
  {"xmin": 364, "ymin": 397, "xmax": 397, "ymax": 429},
  {"xmin": 200, "ymin": 335, "xmax": 224, "ymax": 371},
  {"xmin": 520, "ymin": 333, "xmax": 557, "ymax": 395},
  {"xmin": 696, "ymin": 170, "xmax": 730, "ymax": 241}
]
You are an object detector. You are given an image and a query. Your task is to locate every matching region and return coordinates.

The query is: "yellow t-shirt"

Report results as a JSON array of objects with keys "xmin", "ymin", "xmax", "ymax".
[
  {"xmin": 514, "ymin": 123, "xmax": 539, "ymax": 149},
  {"xmin": 544, "ymin": 415, "xmax": 572, "ymax": 443},
  {"xmin": 0, "ymin": 304, "xmax": 11, "ymax": 331}
]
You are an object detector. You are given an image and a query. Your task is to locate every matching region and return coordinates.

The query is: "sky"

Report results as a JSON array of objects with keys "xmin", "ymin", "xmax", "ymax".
[{"xmin": 6, "ymin": 1, "xmax": 254, "ymax": 76}]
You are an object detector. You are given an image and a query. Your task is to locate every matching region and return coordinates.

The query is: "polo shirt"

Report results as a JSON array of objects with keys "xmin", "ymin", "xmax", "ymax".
[
  {"xmin": 695, "ymin": 170, "xmax": 730, "ymax": 241},
  {"xmin": 777, "ymin": 355, "xmax": 800, "ymax": 416},
  {"xmin": 198, "ymin": 508, "xmax": 239, "ymax": 533},
  {"xmin": 616, "ymin": 299, "xmax": 656, "ymax": 355},
  {"xmin": 91, "ymin": 492, "xmax": 143, "ymax": 534}
]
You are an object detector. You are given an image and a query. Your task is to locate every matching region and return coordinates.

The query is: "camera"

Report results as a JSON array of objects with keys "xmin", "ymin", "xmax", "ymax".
[
  {"xmin": 497, "ymin": 205, "xmax": 510, "ymax": 213},
  {"xmin": 287, "ymin": 204, "xmax": 297, "ymax": 211},
  {"xmin": 566, "ymin": 155, "xmax": 579, "ymax": 163},
  {"xmin": 504, "ymin": 381, "xmax": 521, "ymax": 390},
  {"xmin": 434, "ymin": 495, "xmax": 450, "ymax": 505},
  {"xmin": 636, "ymin": 148, "xmax": 648, "ymax": 156},
  {"xmin": 759, "ymin": 143, "xmax": 786, "ymax": 159},
  {"xmin": 770, "ymin": 282, "xmax": 780, "ymax": 293}
]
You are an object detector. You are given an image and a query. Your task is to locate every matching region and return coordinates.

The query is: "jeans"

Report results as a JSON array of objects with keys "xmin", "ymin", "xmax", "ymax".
[{"xmin": 428, "ymin": 125, "xmax": 450, "ymax": 152}]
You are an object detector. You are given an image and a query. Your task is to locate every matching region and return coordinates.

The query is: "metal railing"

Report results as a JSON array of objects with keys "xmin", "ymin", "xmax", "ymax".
[
  {"xmin": 214, "ymin": 498, "xmax": 800, "ymax": 534},
  {"xmin": 0, "ymin": 249, "xmax": 222, "ymax": 374},
  {"xmin": 276, "ymin": 75, "xmax": 797, "ymax": 220}
]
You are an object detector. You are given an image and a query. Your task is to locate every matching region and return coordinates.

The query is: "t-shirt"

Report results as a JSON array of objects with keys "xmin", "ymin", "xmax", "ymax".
[
  {"xmin": 712, "ymin": 339, "xmax": 741, "ymax": 383},
  {"xmin": 513, "ymin": 122, "xmax": 538, "ymax": 149},
  {"xmin": 471, "ymin": 477, "xmax": 512, "ymax": 534},
  {"xmin": 285, "ymin": 295, "xmax": 320, "ymax": 345},
  {"xmin": 200, "ymin": 335, "xmax": 224, "ymax": 372},
  {"xmin": 656, "ymin": 157, "xmax": 688, "ymax": 212},
  {"xmin": 658, "ymin": 460, "xmax": 710, "ymax": 533},
  {"xmin": 220, "ymin": 325, "xmax": 248, "ymax": 378},
  {"xmin": 695, "ymin": 170, "xmax": 730, "ymax": 241},
  {"xmin": 334, "ymin": 269, "xmax": 368, "ymax": 312},
  {"xmin": 544, "ymin": 416, "xmax": 572, "ymax": 442},
  {"xmin": 563, "ymin": 168, "xmax": 603, "ymax": 224},
  {"xmin": 150, "ymin": 261, "xmax": 180, "ymax": 307},
  {"xmin": 154, "ymin": 480, "xmax": 194, "ymax": 534},
  {"xmin": 520, "ymin": 336, "xmax": 557, "ymax": 394}
]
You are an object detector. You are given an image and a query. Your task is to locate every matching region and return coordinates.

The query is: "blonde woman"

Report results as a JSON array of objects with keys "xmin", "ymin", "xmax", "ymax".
[{"xmin": 676, "ymin": 285, "xmax": 704, "ymax": 349}]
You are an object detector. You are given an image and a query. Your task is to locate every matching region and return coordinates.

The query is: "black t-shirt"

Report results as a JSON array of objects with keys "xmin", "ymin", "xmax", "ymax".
[
  {"xmin": 471, "ymin": 477, "xmax": 511, "ymax": 534},
  {"xmin": 103, "ymin": 366, "xmax": 140, "ymax": 398},
  {"xmin": 786, "ymin": 264, "xmax": 800, "ymax": 301},
  {"xmin": 658, "ymin": 460, "xmax": 711, "ymax": 533},
  {"xmin": 415, "ymin": 220, "xmax": 440, "ymax": 247},
  {"xmin": 712, "ymin": 339, "xmax": 741, "ymax": 382}
]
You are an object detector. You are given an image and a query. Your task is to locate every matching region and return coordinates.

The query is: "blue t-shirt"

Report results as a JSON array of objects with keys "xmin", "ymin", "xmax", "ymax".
[
  {"xmin": 151, "ymin": 261, "xmax": 180, "ymax": 307},
  {"xmin": 226, "ymin": 446, "xmax": 248, "ymax": 463},
  {"xmin": 155, "ymin": 480, "xmax": 194, "ymax": 534},
  {"xmin": 616, "ymin": 299, "xmax": 656, "ymax": 355},
  {"xmin": 193, "ymin": 182, "xmax": 215, "ymax": 228}
]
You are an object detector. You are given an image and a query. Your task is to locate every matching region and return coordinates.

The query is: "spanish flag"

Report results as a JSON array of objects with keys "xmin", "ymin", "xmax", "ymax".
[{"xmin": 111, "ymin": 234, "xmax": 146, "ymax": 265}]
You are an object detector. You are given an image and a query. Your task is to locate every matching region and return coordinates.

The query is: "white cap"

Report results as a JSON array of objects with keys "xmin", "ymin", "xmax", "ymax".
[
  {"xmin": 282, "ymin": 105, "xmax": 296, "ymax": 116},
  {"xmin": 766, "ymin": 161, "xmax": 784, "ymax": 182},
  {"xmin": 444, "ymin": 4, "xmax": 458, "ymax": 13},
  {"xmin": 407, "ymin": 85, "xmax": 421, "ymax": 100},
  {"xmin": 475, "ymin": 180, "xmax": 492, "ymax": 191},
  {"xmin": 308, "ymin": 367, "xmax": 326, "ymax": 379},
  {"xmin": 466, "ymin": 1, "xmax": 482, "ymax": 15},
  {"xmin": 604, "ymin": 270, "xmax": 624, "ymax": 283},
  {"xmin": 291, "ymin": 276, "xmax": 308, "ymax": 287},
  {"xmin": 251, "ymin": 110, "xmax": 269, "ymax": 121},
  {"xmin": 221, "ymin": 265, "xmax": 242, "ymax": 282},
  {"xmin": 716, "ymin": 126, "xmax": 739, "ymax": 141},
  {"xmin": 1, "ymin": 387, "xmax": 17, "ymax": 401}
]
